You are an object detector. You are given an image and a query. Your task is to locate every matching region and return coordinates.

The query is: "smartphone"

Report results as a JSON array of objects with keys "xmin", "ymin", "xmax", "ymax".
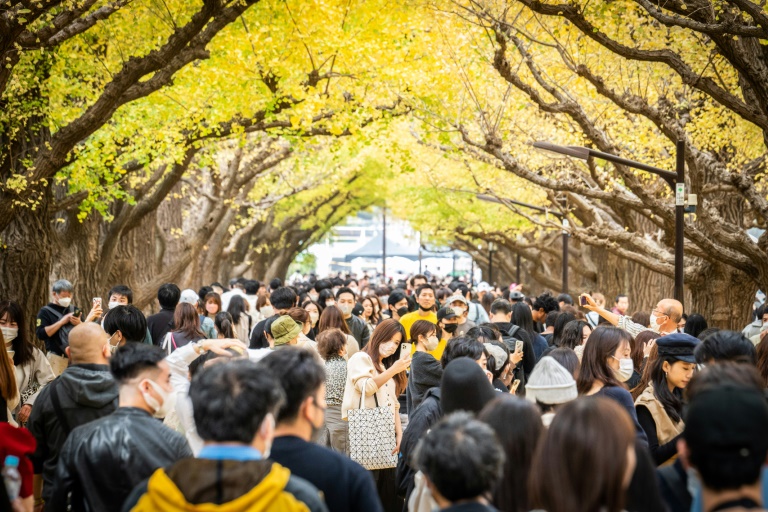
[
  {"xmin": 400, "ymin": 343, "xmax": 412, "ymax": 360},
  {"xmin": 73, "ymin": 307, "xmax": 82, "ymax": 317},
  {"xmin": 510, "ymin": 379, "xmax": 521, "ymax": 394},
  {"xmin": 580, "ymin": 295, "xmax": 588, "ymax": 306},
  {"xmin": 93, "ymin": 297, "xmax": 102, "ymax": 308},
  {"xmin": 515, "ymin": 340, "xmax": 524, "ymax": 353}
]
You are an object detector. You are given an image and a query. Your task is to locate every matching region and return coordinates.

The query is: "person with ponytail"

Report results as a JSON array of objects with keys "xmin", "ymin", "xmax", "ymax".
[{"xmin": 214, "ymin": 312, "xmax": 235, "ymax": 339}]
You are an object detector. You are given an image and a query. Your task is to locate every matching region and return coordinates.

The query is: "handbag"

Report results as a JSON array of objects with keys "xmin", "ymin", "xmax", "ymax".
[{"xmin": 347, "ymin": 378, "xmax": 398, "ymax": 470}]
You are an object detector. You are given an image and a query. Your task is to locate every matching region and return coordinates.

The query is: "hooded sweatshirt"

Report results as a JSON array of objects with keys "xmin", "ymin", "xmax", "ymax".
[
  {"xmin": 26, "ymin": 364, "xmax": 118, "ymax": 499},
  {"xmin": 125, "ymin": 458, "xmax": 327, "ymax": 512}
]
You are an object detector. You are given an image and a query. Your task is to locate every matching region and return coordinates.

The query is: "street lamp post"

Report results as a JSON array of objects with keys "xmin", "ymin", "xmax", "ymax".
[
  {"xmin": 533, "ymin": 141, "xmax": 686, "ymax": 304},
  {"xmin": 488, "ymin": 242, "xmax": 495, "ymax": 285},
  {"xmin": 476, "ymin": 194, "xmax": 569, "ymax": 294}
]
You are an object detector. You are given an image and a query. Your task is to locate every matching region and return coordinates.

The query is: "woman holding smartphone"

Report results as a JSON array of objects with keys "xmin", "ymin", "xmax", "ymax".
[{"xmin": 342, "ymin": 319, "xmax": 410, "ymax": 512}]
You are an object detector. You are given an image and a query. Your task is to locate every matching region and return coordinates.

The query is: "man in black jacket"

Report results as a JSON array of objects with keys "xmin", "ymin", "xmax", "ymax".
[
  {"xmin": 258, "ymin": 347, "xmax": 382, "ymax": 512},
  {"xmin": 27, "ymin": 322, "xmax": 119, "ymax": 509},
  {"xmin": 47, "ymin": 343, "xmax": 192, "ymax": 512},
  {"xmin": 336, "ymin": 287, "xmax": 370, "ymax": 348}
]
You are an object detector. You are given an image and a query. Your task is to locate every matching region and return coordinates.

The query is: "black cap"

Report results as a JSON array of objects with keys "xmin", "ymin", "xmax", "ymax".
[
  {"xmin": 509, "ymin": 291, "xmax": 525, "ymax": 301},
  {"xmin": 437, "ymin": 306, "xmax": 458, "ymax": 322},
  {"xmin": 685, "ymin": 386, "xmax": 768, "ymax": 462},
  {"xmin": 656, "ymin": 333, "xmax": 700, "ymax": 363}
]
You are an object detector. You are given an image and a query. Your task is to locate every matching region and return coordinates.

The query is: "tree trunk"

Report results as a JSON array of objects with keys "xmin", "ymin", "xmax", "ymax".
[
  {"xmin": 0, "ymin": 204, "xmax": 54, "ymax": 344},
  {"xmin": 687, "ymin": 262, "xmax": 756, "ymax": 330}
]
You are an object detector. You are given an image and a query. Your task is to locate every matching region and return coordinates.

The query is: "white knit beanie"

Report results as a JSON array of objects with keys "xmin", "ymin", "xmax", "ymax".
[{"xmin": 525, "ymin": 356, "xmax": 577, "ymax": 405}]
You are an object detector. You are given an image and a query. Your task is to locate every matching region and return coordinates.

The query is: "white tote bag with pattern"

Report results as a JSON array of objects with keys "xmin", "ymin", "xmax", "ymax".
[{"xmin": 347, "ymin": 378, "xmax": 398, "ymax": 470}]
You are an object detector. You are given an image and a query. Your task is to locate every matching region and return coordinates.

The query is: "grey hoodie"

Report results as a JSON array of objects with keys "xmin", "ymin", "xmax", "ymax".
[{"xmin": 27, "ymin": 364, "xmax": 119, "ymax": 500}]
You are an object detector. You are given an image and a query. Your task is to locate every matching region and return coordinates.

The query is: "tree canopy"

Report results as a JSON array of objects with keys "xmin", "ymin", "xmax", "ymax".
[{"xmin": 2, "ymin": 0, "xmax": 767, "ymax": 328}]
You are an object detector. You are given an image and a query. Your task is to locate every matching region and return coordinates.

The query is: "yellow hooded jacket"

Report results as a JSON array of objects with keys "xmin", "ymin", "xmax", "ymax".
[{"xmin": 130, "ymin": 462, "xmax": 310, "ymax": 512}]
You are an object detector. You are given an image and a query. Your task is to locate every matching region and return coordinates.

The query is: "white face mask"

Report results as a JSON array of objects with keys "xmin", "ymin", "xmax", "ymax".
[
  {"xmin": 380, "ymin": 341, "xmax": 398, "ymax": 357},
  {"xmin": 425, "ymin": 335, "xmax": 439, "ymax": 352},
  {"xmin": 57, "ymin": 297, "xmax": 72, "ymax": 308},
  {"xmin": 1, "ymin": 327, "xmax": 18, "ymax": 344},
  {"xmin": 141, "ymin": 379, "xmax": 175, "ymax": 419},
  {"xmin": 309, "ymin": 293, "xmax": 319, "ymax": 302},
  {"xmin": 108, "ymin": 301, "xmax": 122, "ymax": 310},
  {"xmin": 260, "ymin": 306, "xmax": 275, "ymax": 318},
  {"xmin": 309, "ymin": 312, "xmax": 319, "ymax": 325},
  {"xmin": 326, "ymin": 301, "xmax": 336, "ymax": 308},
  {"xmin": 649, "ymin": 312, "xmax": 666, "ymax": 332},
  {"xmin": 611, "ymin": 357, "xmax": 634, "ymax": 382},
  {"xmin": 339, "ymin": 304, "xmax": 353, "ymax": 316},
  {"xmin": 453, "ymin": 306, "xmax": 467, "ymax": 316}
]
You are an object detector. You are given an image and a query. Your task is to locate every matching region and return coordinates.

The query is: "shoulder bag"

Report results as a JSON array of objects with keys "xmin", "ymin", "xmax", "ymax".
[{"xmin": 347, "ymin": 378, "xmax": 398, "ymax": 470}]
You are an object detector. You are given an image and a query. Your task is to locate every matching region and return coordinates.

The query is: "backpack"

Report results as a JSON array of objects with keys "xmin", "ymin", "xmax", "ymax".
[{"xmin": 43, "ymin": 305, "xmax": 75, "ymax": 353}]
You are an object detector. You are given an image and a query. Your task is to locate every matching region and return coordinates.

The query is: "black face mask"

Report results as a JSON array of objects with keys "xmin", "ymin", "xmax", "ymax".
[
  {"xmin": 443, "ymin": 323, "xmax": 458, "ymax": 334},
  {"xmin": 395, "ymin": 306, "xmax": 409, "ymax": 318}
]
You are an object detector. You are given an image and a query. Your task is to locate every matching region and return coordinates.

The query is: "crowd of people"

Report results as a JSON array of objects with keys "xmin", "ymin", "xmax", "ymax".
[{"xmin": 2, "ymin": 272, "xmax": 768, "ymax": 512}]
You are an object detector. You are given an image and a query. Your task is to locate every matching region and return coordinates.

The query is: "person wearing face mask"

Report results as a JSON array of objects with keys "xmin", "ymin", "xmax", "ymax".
[
  {"xmin": 102, "ymin": 305, "xmax": 151, "ymax": 351},
  {"xmin": 27, "ymin": 323, "xmax": 119, "ymax": 510},
  {"xmin": 1, "ymin": 301, "xmax": 55, "ymax": 426},
  {"xmin": 48, "ymin": 343, "xmax": 192, "ymax": 512},
  {"xmin": 446, "ymin": 295, "xmax": 475, "ymax": 337},
  {"xmin": 399, "ymin": 285, "xmax": 437, "ymax": 339},
  {"xmin": 259, "ymin": 347, "xmax": 383, "ymax": 512},
  {"xmin": 386, "ymin": 290, "xmax": 410, "ymax": 322},
  {"xmin": 581, "ymin": 294, "xmax": 684, "ymax": 338},
  {"xmin": 406, "ymin": 321, "xmax": 443, "ymax": 415},
  {"xmin": 123, "ymin": 360, "xmax": 327, "ymax": 512},
  {"xmin": 342, "ymin": 319, "xmax": 411, "ymax": 511},
  {"xmin": 576, "ymin": 325, "xmax": 649, "ymax": 447},
  {"xmin": 303, "ymin": 299, "xmax": 322, "ymax": 339},
  {"xmin": 35, "ymin": 280, "xmax": 81, "ymax": 376},
  {"xmin": 336, "ymin": 288, "xmax": 371, "ymax": 349}
]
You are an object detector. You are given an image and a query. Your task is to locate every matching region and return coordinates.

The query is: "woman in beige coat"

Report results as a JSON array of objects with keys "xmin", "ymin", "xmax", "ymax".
[{"xmin": 342, "ymin": 319, "xmax": 410, "ymax": 512}]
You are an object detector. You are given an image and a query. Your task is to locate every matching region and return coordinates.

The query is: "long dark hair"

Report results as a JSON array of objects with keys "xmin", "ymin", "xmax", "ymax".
[
  {"xmin": 576, "ymin": 326, "xmax": 631, "ymax": 395},
  {"xmin": 647, "ymin": 356, "xmax": 686, "ymax": 423},
  {"xmin": 757, "ymin": 335, "xmax": 768, "ymax": 388},
  {"xmin": 683, "ymin": 314, "xmax": 708, "ymax": 338},
  {"xmin": 0, "ymin": 333, "xmax": 18, "ymax": 401},
  {"xmin": 511, "ymin": 302, "xmax": 537, "ymax": 341},
  {"xmin": 317, "ymin": 305, "xmax": 351, "ymax": 335},
  {"xmin": 0, "ymin": 300, "xmax": 34, "ymax": 367},
  {"xmin": 557, "ymin": 320, "xmax": 590, "ymax": 350},
  {"xmin": 529, "ymin": 397, "xmax": 634, "ymax": 512},
  {"xmin": 364, "ymin": 319, "xmax": 407, "ymax": 395},
  {"xmin": 551, "ymin": 312, "xmax": 576, "ymax": 347},
  {"xmin": 174, "ymin": 302, "xmax": 205, "ymax": 339},
  {"xmin": 227, "ymin": 295, "xmax": 249, "ymax": 326},
  {"xmin": 479, "ymin": 396, "xmax": 543, "ymax": 512},
  {"xmin": 362, "ymin": 296, "xmax": 380, "ymax": 325}
]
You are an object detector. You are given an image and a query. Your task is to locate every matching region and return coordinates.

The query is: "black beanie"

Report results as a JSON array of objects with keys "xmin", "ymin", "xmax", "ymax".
[{"xmin": 441, "ymin": 358, "xmax": 497, "ymax": 415}]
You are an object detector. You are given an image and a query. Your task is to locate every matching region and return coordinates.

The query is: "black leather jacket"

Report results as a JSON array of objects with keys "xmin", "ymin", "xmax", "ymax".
[{"xmin": 47, "ymin": 407, "xmax": 192, "ymax": 512}]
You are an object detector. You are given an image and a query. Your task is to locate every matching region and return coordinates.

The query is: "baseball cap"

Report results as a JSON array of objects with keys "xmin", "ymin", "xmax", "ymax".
[
  {"xmin": 477, "ymin": 282, "xmax": 491, "ymax": 293},
  {"xmin": 437, "ymin": 306, "xmax": 458, "ymax": 323},
  {"xmin": 447, "ymin": 294, "xmax": 468, "ymax": 306},
  {"xmin": 179, "ymin": 289, "xmax": 199, "ymax": 305}
]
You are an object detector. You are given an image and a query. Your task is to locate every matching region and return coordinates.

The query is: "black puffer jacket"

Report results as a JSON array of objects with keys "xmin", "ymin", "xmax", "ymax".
[{"xmin": 47, "ymin": 407, "xmax": 192, "ymax": 512}]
